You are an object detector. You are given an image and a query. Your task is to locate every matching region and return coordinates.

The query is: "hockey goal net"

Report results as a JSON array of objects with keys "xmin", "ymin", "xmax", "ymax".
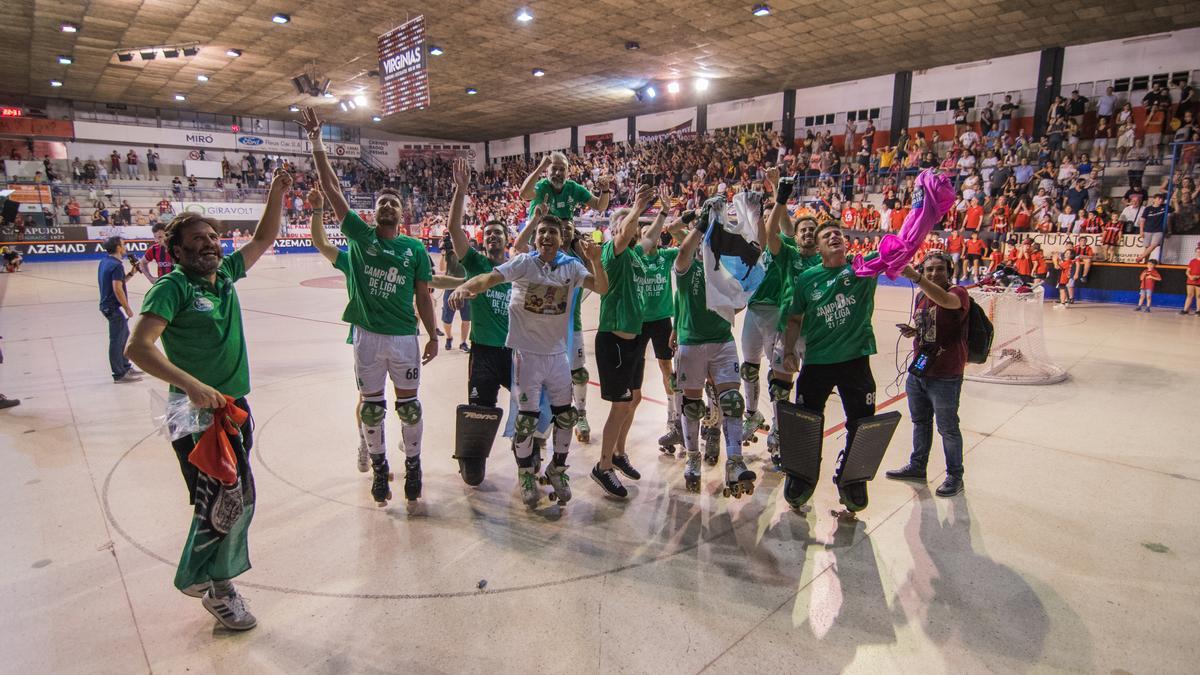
[{"xmin": 965, "ymin": 284, "xmax": 1068, "ymax": 385}]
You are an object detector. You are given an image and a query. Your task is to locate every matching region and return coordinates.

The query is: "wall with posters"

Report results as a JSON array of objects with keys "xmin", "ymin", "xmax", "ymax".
[{"xmin": 578, "ymin": 118, "xmax": 627, "ymax": 146}]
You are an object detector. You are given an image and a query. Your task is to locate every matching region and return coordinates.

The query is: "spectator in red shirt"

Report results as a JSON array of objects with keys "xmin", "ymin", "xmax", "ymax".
[
  {"xmin": 963, "ymin": 231, "xmax": 986, "ymax": 281},
  {"xmin": 863, "ymin": 203, "xmax": 881, "ymax": 230},
  {"xmin": 1100, "ymin": 212, "xmax": 1124, "ymax": 261},
  {"xmin": 1031, "ymin": 244, "xmax": 1048, "ymax": 282},
  {"xmin": 986, "ymin": 243, "xmax": 1004, "ymax": 276},
  {"xmin": 963, "ymin": 197, "xmax": 984, "ymax": 232},
  {"xmin": 1070, "ymin": 240, "xmax": 1094, "ymax": 282},
  {"xmin": 1182, "ymin": 245, "xmax": 1200, "ymax": 315},
  {"xmin": 138, "ymin": 222, "xmax": 174, "ymax": 283},
  {"xmin": 841, "ymin": 203, "xmax": 860, "ymax": 230},
  {"xmin": 890, "ymin": 206, "xmax": 909, "ymax": 231},
  {"xmin": 886, "ymin": 253, "xmax": 969, "ymax": 497},
  {"xmin": 987, "ymin": 197, "xmax": 1010, "ymax": 234},
  {"xmin": 1136, "ymin": 259, "xmax": 1162, "ymax": 312},
  {"xmin": 945, "ymin": 229, "xmax": 964, "ymax": 282},
  {"xmin": 1055, "ymin": 249, "xmax": 1077, "ymax": 307}
]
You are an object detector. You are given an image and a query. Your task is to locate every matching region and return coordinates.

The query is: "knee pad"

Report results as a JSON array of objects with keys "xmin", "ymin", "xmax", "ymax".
[
  {"xmin": 571, "ymin": 367, "xmax": 589, "ymax": 385},
  {"xmin": 359, "ymin": 401, "xmax": 386, "ymax": 426},
  {"xmin": 683, "ymin": 397, "xmax": 707, "ymax": 421},
  {"xmin": 739, "ymin": 362, "xmax": 761, "ymax": 383},
  {"xmin": 769, "ymin": 378, "xmax": 792, "ymax": 402},
  {"xmin": 668, "ymin": 372, "xmax": 679, "ymax": 394},
  {"xmin": 394, "ymin": 399, "xmax": 422, "ymax": 425},
  {"xmin": 514, "ymin": 411, "xmax": 539, "ymax": 440},
  {"xmin": 551, "ymin": 404, "xmax": 578, "ymax": 429},
  {"xmin": 719, "ymin": 389, "xmax": 745, "ymax": 418}
]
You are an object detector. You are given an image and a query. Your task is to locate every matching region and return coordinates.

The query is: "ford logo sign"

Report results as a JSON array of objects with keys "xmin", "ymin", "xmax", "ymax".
[{"xmin": 238, "ymin": 136, "xmax": 264, "ymax": 146}]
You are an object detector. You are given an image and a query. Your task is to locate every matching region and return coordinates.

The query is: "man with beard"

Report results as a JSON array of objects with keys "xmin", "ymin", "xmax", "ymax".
[
  {"xmin": 298, "ymin": 107, "xmax": 439, "ymax": 506},
  {"xmin": 449, "ymin": 215, "xmax": 608, "ymax": 508},
  {"xmin": 124, "ymin": 168, "xmax": 291, "ymax": 632}
]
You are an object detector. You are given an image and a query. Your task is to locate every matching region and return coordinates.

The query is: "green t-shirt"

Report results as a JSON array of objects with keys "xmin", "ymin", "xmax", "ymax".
[
  {"xmin": 141, "ymin": 251, "xmax": 251, "ymax": 398},
  {"xmin": 461, "ymin": 247, "xmax": 511, "ymax": 348},
  {"xmin": 788, "ymin": 255, "xmax": 879, "ymax": 365},
  {"xmin": 638, "ymin": 246, "xmax": 679, "ymax": 323},
  {"xmin": 598, "ymin": 240, "xmax": 645, "ymax": 334},
  {"xmin": 748, "ymin": 238, "xmax": 790, "ymax": 307},
  {"xmin": 333, "ymin": 251, "xmax": 354, "ymax": 344},
  {"xmin": 775, "ymin": 244, "xmax": 823, "ymax": 332},
  {"xmin": 674, "ymin": 256, "xmax": 733, "ymax": 346},
  {"xmin": 340, "ymin": 211, "xmax": 432, "ymax": 336},
  {"xmin": 530, "ymin": 179, "xmax": 594, "ymax": 220}
]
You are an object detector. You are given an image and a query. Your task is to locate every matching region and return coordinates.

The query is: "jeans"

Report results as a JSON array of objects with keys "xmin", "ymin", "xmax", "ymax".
[
  {"xmin": 905, "ymin": 373, "xmax": 964, "ymax": 478},
  {"xmin": 102, "ymin": 307, "xmax": 132, "ymax": 380}
]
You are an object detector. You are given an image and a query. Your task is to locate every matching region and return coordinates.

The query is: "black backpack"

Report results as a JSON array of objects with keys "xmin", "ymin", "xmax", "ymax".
[{"xmin": 965, "ymin": 298, "xmax": 994, "ymax": 364}]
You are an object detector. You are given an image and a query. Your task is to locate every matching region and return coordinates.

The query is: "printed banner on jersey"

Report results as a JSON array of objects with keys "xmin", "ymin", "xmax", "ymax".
[
  {"xmin": 700, "ymin": 194, "xmax": 765, "ymax": 323},
  {"xmin": 378, "ymin": 16, "xmax": 430, "ymax": 116}
]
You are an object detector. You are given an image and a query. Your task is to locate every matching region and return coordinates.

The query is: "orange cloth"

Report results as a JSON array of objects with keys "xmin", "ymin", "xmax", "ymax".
[{"xmin": 187, "ymin": 396, "xmax": 248, "ymax": 486}]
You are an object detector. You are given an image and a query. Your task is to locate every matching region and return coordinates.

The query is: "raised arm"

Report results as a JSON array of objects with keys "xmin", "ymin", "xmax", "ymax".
[
  {"xmin": 513, "ymin": 202, "xmax": 547, "ymax": 254},
  {"xmin": 238, "ymin": 168, "xmax": 292, "ymax": 269},
  {"xmin": 448, "ymin": 157, "xmax": 471, "ymax": 258},
  {"xmin": 587, "ymin": 174, "xmax": 613, "ymax": 212},
  {"xmin": 762, "ymin": 167, "xmax": 792, "ymax": 256},
  {"xmin": 674, "ymin": 224, "xmax": 704, "ymax": 276},
  {"xmin": 578, "ymin": 237, "xmax": 609, "ymax": 294},
  {"xmin": 519, "ymin": 156, "xmax": 551, "ymax": 201},
  {"xmin": 900, "ymin": 265, "xmax": 962, "ymax": 310},
  {"xmin": 307, "ymin": 186, "xmax": 339, "ymax": 264},
  {"xmin": 448, "ymin": 270, "xmax": 505, "ymax": 309},
  {"xmin": 297, "ymin": 107, "xmax": 350, "ymax": 221},
  {"xmin": 639, "ymin": 185, "xmax": 672, "ymax": 254},
  {"xmin": 614, "ymin": 183, "xmax": 654, "ymax": 256}
]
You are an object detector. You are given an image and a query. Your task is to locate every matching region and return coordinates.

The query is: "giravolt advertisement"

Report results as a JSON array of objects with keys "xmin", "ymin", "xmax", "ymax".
[{"xmin": 378, "ymin": 16, "xmax": 430, "ymax": 116}]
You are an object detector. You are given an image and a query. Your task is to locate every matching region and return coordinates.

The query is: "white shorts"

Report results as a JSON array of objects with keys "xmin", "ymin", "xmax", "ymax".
[
  {"xmin": 740, "ymin": 303, "xmax": 780, "ymax": 364},
  {"xmin": 675, "ymin": 341, "xmax": 740, "ymax": 393},
  {"xmin": 353, "ymin": 328, "xmax": 421, "ymax": 394},
  {"xmin": 569, "ymin": 331, "xmax": 586, "ymax": 371},
  {"xmin": 514, "ymin": 350, "xmax": 573, "ymax": 412},
  {"xmin": 771, "ymin": 333, "xmax": 807, "ymax": 374}
]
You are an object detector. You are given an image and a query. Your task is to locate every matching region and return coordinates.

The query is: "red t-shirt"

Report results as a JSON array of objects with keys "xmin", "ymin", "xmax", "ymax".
[
  {"xmin": 1073, "ymin": 245, "xmax": 1094, "ymax": 259},
  {"xmin": 157, "ymin": 200, "xmax": 172, "ymax": 214},
  {"xmin": 1013, "ymin": 211, "xmax": 1031, "ymax": 232},
  {"xmin": 864, "ymin": 211, "xmax": 880, "ymax": 230},
  {"xmin": 1140, "ymin": 268, "xmax": 1162, "ymax": 290},
  {"xmin": 1188, "ymin": 259, "xmax": 1200, "ymax": 286},
  {"xmin": 1059, "ymin": 260, "xmax": 1075, "ymax": 285},
  {"xmin": 965, "ymin": 240, "xmax": 986, "ymax": 256},
  {"xmin": 912, "ymin": 285, "xmax": 970, "ymax": 377},
  {"xmin": 841, "ymin": 208, "xmax": 859, "ymax": 228},
  {"xmin": 1015, "ymin": 253, "xmax": 1033, "ymax": 276},
  {"xmin": 143, "ymin": 243, "xmax": 174, "ymax": 278},
  {"xmin": 1032, "ymin": 252, "xmax": 1047, "ymax": 275},
  {"xmin": 964, "ymin": 206, "xmax": 984, "ymax": 231},
  {"xmin": 947, "ymin": 234, "xmax": 964, "ymax": 253},
  {"xmin": 989, "ymin": 251, "xmax": 1003, "ymax": 268},
  {"xmin": 890, "ymin": 208, "xmax": 908, "ymax": 231},
  {"xmin": 1102, "ymin": 222, "xmax": 1123, "ymax": 246}
]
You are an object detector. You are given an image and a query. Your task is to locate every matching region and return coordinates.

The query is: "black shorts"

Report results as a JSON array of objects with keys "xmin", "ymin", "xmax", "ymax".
[
  {"xmin": 467, "ymin": 343, "xmax": 512, "ymax": 408},
  {"xmin": 965, "ymin": 253, "xmax": 982, "ymax": 263},
  {"xmin": 795, "ymin": 356, "xmax": 876, "ymax": 452},
  {"xmin": 638, "ymin": 317, "xmax": 674, "ymax": 361},
  {"xmin": 595, "ymin": 331, "xmax": 645, "ymax": 402}
]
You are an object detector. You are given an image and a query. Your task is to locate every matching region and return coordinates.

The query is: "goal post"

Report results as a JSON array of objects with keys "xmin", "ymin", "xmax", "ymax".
[{"xmin": 965, "ymin": 284, "xmax": 1068, "ymax": 385}]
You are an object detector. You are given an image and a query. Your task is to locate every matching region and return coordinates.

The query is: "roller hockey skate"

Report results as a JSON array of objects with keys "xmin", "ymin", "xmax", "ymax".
[
  {"xmin": 356, "ymin": 440, "xmax": 369, "ymax": 473},
  {"xmin": 683, "ymin": 451, "xmax": 702, "ymax": 492},
  {"xmin": 701, "ymin": 422, "xmax": 720, "ymax": 466},
  {"xmin": 722, "ymin": 456, "xmax": 756, "ymax": 498},
  {"xmin": 539, "ymin": 463, "xmax": 571, "ymax": 504},
  {"xmin": 531, "ymin": 437, "xmax": 545, "ymax": 475},
  {"xmin": 783, "ymin": 473, "xmax": 817, "ymax": 511},
  {"xmin": 370, "ymin": 455, "xmax": 393, "ymax": 507},
  {"xmin": 574, "ymin": 414, "xmax": 591, "ymax": 443},
  {"xmin": 658, "ymin": 421, "xmax": 683, "ymax": 456},
  {"xmin": 740, "ymin": 410, "xmax": 768, "ymax": 446},
  {"xmin": 518, "ymin": 468, "xmax": 540, "ymax": 508},
  {"xmin": 403, "ymin": 457, "xmax": 422, "ymax": 501},
  {"xmin": 765, "ymin": 428, "xmax": 782, "ymax": 472}
]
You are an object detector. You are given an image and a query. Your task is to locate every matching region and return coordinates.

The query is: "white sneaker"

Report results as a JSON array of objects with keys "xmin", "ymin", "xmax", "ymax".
[
  {"xmin": 180, "ymin": 582, "xmax": 210, "ymax": 598},
  {"xmin": 202, "ymin": 589, "xmax": 258, "ymax": 631},
  {"xmin": 113, "ymin": 371, "xmax": 143, "ymax": 383}
]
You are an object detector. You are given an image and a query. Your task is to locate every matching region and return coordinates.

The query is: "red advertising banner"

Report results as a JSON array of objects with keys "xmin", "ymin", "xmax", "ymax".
[
  {"xmin": 0, "ymin": 118, "xmax": 75, "ymax": 139},
  {"xmin": 378, "ymin": 16, "xmax": 430, "ymax": 116},
  {"xmin": 584, "ymin": 133, "xmax": 614, "ymax": 146}
]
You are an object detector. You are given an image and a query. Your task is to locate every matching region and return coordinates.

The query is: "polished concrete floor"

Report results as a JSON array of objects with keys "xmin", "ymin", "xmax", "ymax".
[{"xmin": 1, "ymin": 254, "xmax": 1197, "ymax": 674}]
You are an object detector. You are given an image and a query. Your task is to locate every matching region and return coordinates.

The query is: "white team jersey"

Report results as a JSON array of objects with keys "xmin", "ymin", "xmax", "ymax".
[{"xmin": 496, "ymin": 252, "xmax": 590, "ymax": 355}]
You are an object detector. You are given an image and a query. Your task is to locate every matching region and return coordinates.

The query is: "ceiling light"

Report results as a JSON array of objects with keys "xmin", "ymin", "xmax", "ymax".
[
  {"xmin": 429, "ymin": 45, "xmax": 443, "ymax": 56},
  {"xmin": 163, "ymin": 48, "xmax": 179, "ymax": 58},
  {"xmin": 49, "ymin": 79, "xmax": 63, "ymax": 87},
  {"xmin": 646, "ymin": 86, "xmax": 656, "ymax": 99},
  {"xmin": 183, "ymin": 46, "xmax": 199, "ymax": 56},
  {"xmin": 140, "ymin": 50, "xmax": 157, "ymax": 60},
  {"xmin": 354, "ymin": 94, "xmax": 367, "ymax": 106},
  {"xmin": 174, "ymin": 94, "xmax": 186, "ymax": 101},
  {"xmin": 347, "ymin": 99, "xmax": 357, "ymax": 110},
  {"xmin": 666, "ymin": 81, "xmax": 680, "ymax": 94},
  {"xmin": 752, "ymin": 4, "xmax": 771, "ymax": 16},
  {"xmin": 465, "ymin": 87, "xmax": 478, "ymax": 95},
  {"xmin": 695, "ymin": 77, "xmax": 709, "ymax": 92},
  {"xmin": 289, "ymin": 105, "xmax": 300, "ymax": 112},
  {"xmin": 625, "ymin": 41, "xmax": 640, "ymax": 51},
  {"xmin": 196, "ymin": 74, "xmax": 209, "ymax": 82},
  {"xmin": 226, "ymin": 48, "xmax": 242, "ymax": 57},
  {"xmin": 272, "ymin": 13, "xmax": 290, "ymax": 24},
  {"xmin": 60, "ymin": 23, "xmax": 78, "ymax": 33},
  {"xmin": 532, "ymin": 68, "xmax": 545, "ymax": 77},
  {"xmin": 372, "ymin": 116, "xmax": 382, "ymax": 122},
  {"xmin": 339, "ymin": 101, "xmax": 348, "ymax": 112},
  {"xmin": 57, "ymin": 55, "xmax": 72, "ymax": 65},
  {"xmin": 117, "ymin": 52, "xmax": 134, "ymax": 62},
  {"xmin": 516, "ymin": 9, "xmax": 533, "ymax": 22}
]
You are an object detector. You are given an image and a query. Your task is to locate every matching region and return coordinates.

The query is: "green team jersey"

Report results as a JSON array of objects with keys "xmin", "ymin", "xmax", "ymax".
[
  {"xmin": 788, "ymin": 254, "xmax": 879, "ymax": 365},
  {"xmin": 638, "ymin": 246, "xmax": 679, "ymax": 322},
  {"xmin": 748, "ymin": 237, "xmax": 790, "ymax": 306},
  {"xmin": 598, "ymin": 240, "xmax": 645, "ymax": 334},
  {"xmin": 333, "ymin": 251, "xmax": 354, "ymax": 344},
  {"xmin": 340, "ymin": 211, "xmax": 431, "ymax": 335},
  {"xmin": 775, "ymin": 242, "xmax": 823, "ymax": 332},
  {"xmin": 674, "ymin": 256, "xmax": 733, "ymax": 345},
  {"xmin": 530, "ymin": 178, "xmax": 594, "ymax": 220},
  {"xmin": 461, "ymin": 247, "xmax": 511, "ymax": 348},
  {"xmin": 141, "ymin": 251, "xmax": 251, "ymax": 398}
]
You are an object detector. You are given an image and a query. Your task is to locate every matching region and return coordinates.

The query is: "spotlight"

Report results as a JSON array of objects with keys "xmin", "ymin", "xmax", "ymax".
[
  {"xmin": 183, "ymin": 46, "xmax": 199, "ymax": 57},
  {"xmin": 174, "ymin": 94, "xmax": 186, "ymax": 101},
  {"xmin": 117, "ymin": 52, "xmax": 133, "ymax": 62},
  {"xmin": 347, "ymin": 99, "xmax": 357, "ymax": 110},
  {"xmin": 289, "ymin": 105, "xmax": 300, "ymax": 112},
  {"xmin": 752, "ymin": 4, "xmax": 771, "ymax": 16},
  {"xmin": 60, "ymin": 23, "xmax": 78, "ymax": 33},
  {"xmin": 429, "ymin": 45, "xmax": 443, "ymax": 56},
  {"xmin": 196, "ymin": 74, "xmax": 209, "ymax": 82},
  {"xmin": 625, "ymin": 41, "xmax": 640, "ymax": 51},
  {"xmin": 57, "ymin": 55, "xmax": 72, "ymax": 65},
  {"xmin": 50, "ymin": 79, "xmax": 63, "ymax": 87},
  {"xmin": 666, "ymin": 81, "xmax": 680, "ymax": 94},
  {"xmin": 516, "ymin": 9, "xmax": 533, "ymax": 22},
  {"xmin": 339, "ymin": 101, "xmax": 348, "ymax": 112},
  {"xmin": 372, "ymin": 116, "xmax": 382, "ymax": 122},
  {"xmin": 272, "ymin": 14, "xmax": 290, "ymax": 24},
  {"xmin": 354, "ymin": 94, "xmax": 367, "ymax": 107},
  {"xmin": 140, "ymin": 50, "xmax": 157, "ymax": 60},
  {"xmin": 532, "ymin": 68, "xmax": 545, "ymax": 77},
  {"xmin": 695, "ymin": 77, "xmax": 709, "ymax": 92},
  {"xmin": 163, "ymin": 48, "xmax": 179, "ymax": 58},
  {"xmin": 226, "ymin": 48, "xmax": 242, "ymax": 57},
  {"xmin": 465, "ymin": 87, "xmax": 478, "ymax": 95},
  {"xmin": 646, "ymin": 86, "xmax": 656, "ymax": 99}
]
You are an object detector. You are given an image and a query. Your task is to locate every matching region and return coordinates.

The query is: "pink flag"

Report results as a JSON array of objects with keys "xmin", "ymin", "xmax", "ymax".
[{"xmin": 853, "ymin": 170, "xmax": 955, "ymax": 279}]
